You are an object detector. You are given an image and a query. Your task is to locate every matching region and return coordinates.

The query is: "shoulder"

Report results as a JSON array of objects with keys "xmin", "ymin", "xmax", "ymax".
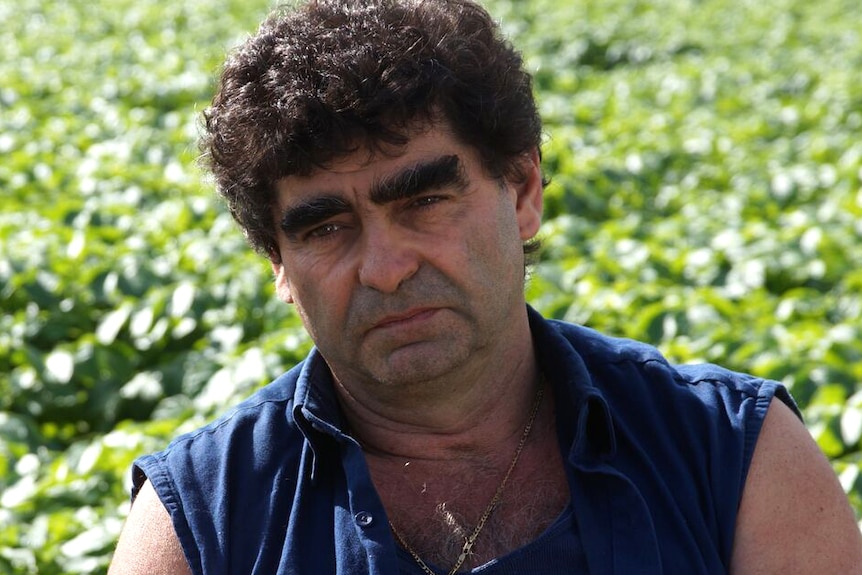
[
  {"xmin": 133, "ymin": 361, "xmax": 310, "ymax": 496},
  {"xmin": 731, "ymin": 399, "xmax": 862, "ymax": 573},
  {"xmin": 537, "ymin": 314, "xmax": 792, "ymax": 491},
  {"xmin": 173, "ymin": 357, "xmax": 307, "ymax": 441},
  {"xmin": 109, "ymin": 479, "xmax": 192, "ymax": 575},
  {"xmin": 532, "ymin": 311, "xmax": 862, "ymax": 569},
  {"xmin": 544, "ymin": 315, "xmax": 789, "ymax": 411},
  {"xmin": 124, "ymin": 356, "xmax": 323, "ymax": 574}
]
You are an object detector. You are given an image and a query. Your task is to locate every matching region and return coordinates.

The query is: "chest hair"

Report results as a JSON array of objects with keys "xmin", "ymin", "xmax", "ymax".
[{"xmin": 369, "ymin": 420, "xmax": 570, "ymax": 569}]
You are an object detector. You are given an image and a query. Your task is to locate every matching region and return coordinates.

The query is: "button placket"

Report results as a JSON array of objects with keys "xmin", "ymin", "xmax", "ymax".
[{"xmin": 355, "ymin": 511, "xmax": 374, "ymax": 527}]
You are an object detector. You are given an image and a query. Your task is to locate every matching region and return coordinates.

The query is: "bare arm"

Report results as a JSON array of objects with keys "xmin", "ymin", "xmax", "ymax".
[
  {"xmin": 731, "ymin": 399, "xmax": 862, "ymax": 574},
  {"xmin": 108, "ymin": 479, "xmax": 193, "ymax": 575}
]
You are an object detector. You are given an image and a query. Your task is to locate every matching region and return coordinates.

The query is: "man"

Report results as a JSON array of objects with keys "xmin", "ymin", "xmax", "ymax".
[{"xmin": 109, "ymin": 0, "xmax": 862, "ymax": 573}]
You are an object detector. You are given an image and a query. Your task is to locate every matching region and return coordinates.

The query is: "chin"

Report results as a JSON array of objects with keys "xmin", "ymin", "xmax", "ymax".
[{"xmin": 373, "ymin": 340, "xmax": 471, "ymax": 386}]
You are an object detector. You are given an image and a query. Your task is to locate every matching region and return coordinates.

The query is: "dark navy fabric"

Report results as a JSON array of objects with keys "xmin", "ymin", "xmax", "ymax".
[
  {"xmin": 132, "ymin": 307, "xmax": 797, "ymax": 574},
  {"xmin": 394, "ymin": 505, "xmax": 586, "ymax": 574}
]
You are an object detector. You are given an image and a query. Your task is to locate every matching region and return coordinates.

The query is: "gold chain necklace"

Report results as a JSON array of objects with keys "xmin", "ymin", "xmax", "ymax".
[{"xmin": 389, "ymin": 384, "xmax": 545, "ymax": 575}]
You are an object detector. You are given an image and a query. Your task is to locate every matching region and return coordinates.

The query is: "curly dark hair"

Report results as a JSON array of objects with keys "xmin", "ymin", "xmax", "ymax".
[{"xmin": 201, "ymin": 0, "xmax": 544, "ymax": 257}]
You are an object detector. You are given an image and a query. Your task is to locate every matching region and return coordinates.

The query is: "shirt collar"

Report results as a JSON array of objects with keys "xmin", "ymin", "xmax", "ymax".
[
  {"xmin": 290, "ymin": 349, "xmax": 354, "ymax": 482},
  {"xmin": 293, "ymin": 348, "xmax": 344, "ymax": 435},
  {"xmin": 526, "ymin": 306, "xmax": 617, "ymax": 461}
]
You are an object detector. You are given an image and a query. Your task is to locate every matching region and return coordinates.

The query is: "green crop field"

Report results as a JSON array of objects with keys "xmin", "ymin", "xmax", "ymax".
[{"xmin": 2, "ymin": 0, "xmax": 861, "ymax": 572}]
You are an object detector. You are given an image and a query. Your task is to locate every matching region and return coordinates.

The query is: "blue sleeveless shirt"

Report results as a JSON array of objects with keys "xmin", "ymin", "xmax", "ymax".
[{"xmin": 132, "ymin": 307, "xmax": 796, "ymax": 574}]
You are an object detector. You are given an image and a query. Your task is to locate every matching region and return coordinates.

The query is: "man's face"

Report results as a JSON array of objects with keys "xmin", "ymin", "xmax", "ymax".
[{"xmin": 270, "ymin": 124, "xmax": 543, "ymax": 393}]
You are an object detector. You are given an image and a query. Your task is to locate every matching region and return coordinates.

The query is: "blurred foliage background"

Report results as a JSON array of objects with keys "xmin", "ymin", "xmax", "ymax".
[{"xmin": 1, "ymin": 0, "xmax": 861, "ymax": 572}]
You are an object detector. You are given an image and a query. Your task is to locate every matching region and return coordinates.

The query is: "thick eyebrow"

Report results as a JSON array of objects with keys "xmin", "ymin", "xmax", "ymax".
[
  {"xmin": 369, "ymin": 154, "xmax": 465, "ymax": 205},
  {"xmin": 278, "ymin": 195, "xmax": 352, "ymax": 238}
]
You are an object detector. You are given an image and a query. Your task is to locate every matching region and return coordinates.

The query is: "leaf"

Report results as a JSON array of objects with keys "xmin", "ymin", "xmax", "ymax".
[
  {"xmin": 43, "ymin": 351, "xmax": 75, "ymax": 385},
  {"xmin": 95, "ymin": 304, "xmax": 132, "ymax": 346},
  {"xmin": 842, "ymin": 407, "xmax": 862, "ymax": 448}
]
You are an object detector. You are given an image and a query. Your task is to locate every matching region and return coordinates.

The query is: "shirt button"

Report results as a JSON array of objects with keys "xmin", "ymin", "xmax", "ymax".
[{"xmin": 355, "ymin": 511, "xmax": 374, "ymax": 527}]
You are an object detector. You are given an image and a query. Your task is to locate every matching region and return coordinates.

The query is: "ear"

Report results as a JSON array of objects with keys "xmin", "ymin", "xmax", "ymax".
[
  {"xmin": 270, "ymin": 258, "xmax": 294, "ymax": 304},
  {"xmin": 511, "ymin": 148, "xmax": 544, "ymax": 241}
]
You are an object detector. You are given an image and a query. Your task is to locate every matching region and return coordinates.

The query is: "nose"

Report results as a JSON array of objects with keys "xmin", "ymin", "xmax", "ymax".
[{"xmin": 357, "ymin": 224, "xmax": 419, "ymax": 293}]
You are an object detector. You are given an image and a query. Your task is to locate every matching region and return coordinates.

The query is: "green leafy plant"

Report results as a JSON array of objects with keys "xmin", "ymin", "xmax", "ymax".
[{"xmin": 2, "ymin": 0, "xmax": 861, "ymax": 572}]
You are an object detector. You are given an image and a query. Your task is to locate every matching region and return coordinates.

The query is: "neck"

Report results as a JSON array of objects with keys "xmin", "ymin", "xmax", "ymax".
[{"xmin": 335, "ymin": 346, "xmax": 540, "ymax": 462}]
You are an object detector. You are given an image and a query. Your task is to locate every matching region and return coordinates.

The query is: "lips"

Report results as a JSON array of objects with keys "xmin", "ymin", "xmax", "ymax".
[{"xmin": 371, "ymin": 307, "xmax": 439, "ymax": 331}]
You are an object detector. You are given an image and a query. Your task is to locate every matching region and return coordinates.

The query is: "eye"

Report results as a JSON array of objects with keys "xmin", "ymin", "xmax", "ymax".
[
  {"xmin": 412, "ymin": 195, "xmax": 445, "ymax": 209},
  {"xmin": 305, "ymin": 222, "xmax": 345, "ymax": 240}
]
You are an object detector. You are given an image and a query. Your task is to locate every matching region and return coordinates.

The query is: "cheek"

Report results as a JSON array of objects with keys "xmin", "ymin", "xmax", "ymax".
[
  {"xmin": 487, "ymin": 200, "xmax": 526, "ymax": 260},
  {"xmin": 457, "ymin": 228, "xmax": 521, "ymax": 292},
  {"xmin": 287, "ymin": 271, "xmax": 347, "ymax": 333}
]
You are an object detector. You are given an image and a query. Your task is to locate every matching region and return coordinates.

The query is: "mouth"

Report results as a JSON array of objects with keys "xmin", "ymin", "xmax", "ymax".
[{"xmin": 371, "ymin": 307, "xmax": 440, "ymax": 331}]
